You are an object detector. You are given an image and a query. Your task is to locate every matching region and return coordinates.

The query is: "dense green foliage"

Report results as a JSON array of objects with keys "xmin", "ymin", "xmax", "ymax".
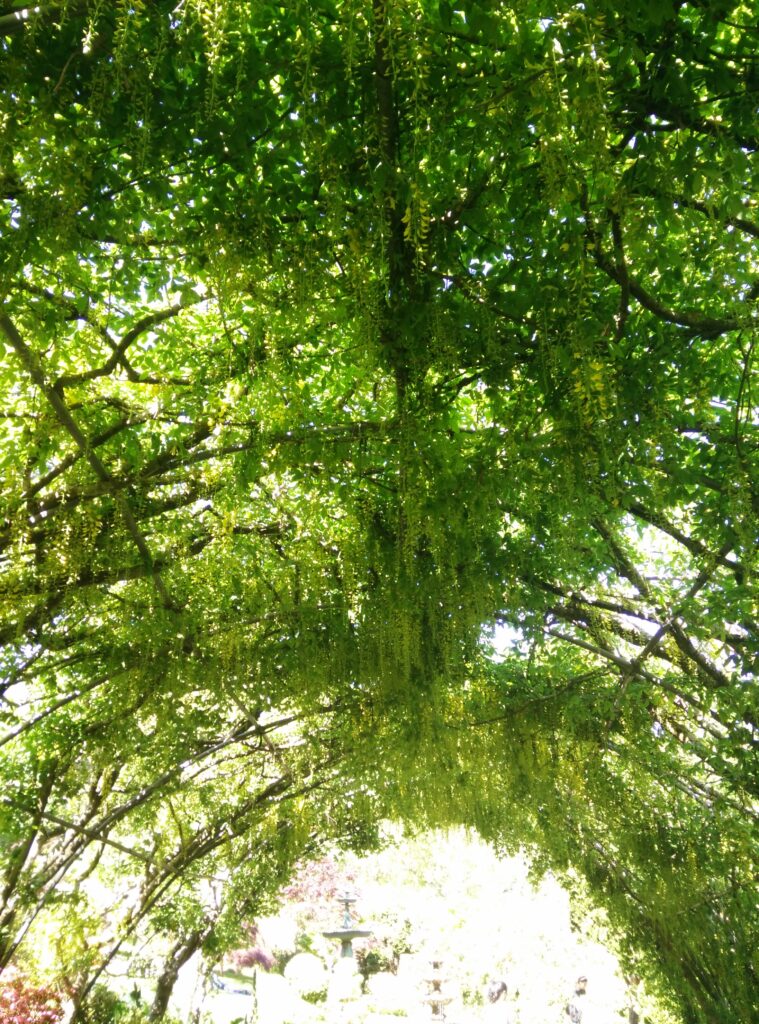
[{"xmin": 0, "ymin": 1, "xmax": 756, "ymax": 1021}]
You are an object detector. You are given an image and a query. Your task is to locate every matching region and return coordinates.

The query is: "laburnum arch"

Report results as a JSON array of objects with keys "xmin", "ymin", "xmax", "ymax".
[{"xmin": 0, "ymin": 2, "xmax": 756, "ymax": 1022}]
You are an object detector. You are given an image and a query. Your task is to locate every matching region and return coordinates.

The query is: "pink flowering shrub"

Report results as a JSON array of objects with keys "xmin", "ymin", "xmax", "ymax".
[
  {"xmin": 0, "ymin": 974, "xmax": 64, "ymax": 1024},
  {"xmin": 228, "ymin": 924, "xmax": 276, "ymax": 972}
]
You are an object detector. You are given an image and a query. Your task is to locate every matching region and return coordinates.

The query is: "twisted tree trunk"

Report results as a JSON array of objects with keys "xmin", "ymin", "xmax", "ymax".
[{"xmin": 149, "ymin": 927, "xmax": 210, "ymax": 1022}]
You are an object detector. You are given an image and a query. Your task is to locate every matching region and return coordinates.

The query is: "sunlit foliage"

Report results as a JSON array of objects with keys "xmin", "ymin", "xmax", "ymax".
[{"xmin": 0, "ymin": 2, "xmax": 756, "ymax": 1021}]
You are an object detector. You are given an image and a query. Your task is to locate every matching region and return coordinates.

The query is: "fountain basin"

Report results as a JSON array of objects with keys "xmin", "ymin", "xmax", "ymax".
[{"xmin": 322, "ymin": 928, "xmax": 372, "ymax": 957}]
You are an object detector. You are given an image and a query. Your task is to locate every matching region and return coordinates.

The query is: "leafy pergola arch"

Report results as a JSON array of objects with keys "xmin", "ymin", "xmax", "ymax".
[{"xmin": 0, "ymin": 2, "xmax": 756, "ymax": 1021}]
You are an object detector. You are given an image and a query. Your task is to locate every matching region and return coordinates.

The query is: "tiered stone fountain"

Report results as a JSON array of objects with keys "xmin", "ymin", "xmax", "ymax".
[
  {"xmin": 322, "ymin": 891, "xmax": 372, "ymax": 958},
  {"xmin": 323, "ymin": 891, "xmax": 372, "ymax": 1019}
]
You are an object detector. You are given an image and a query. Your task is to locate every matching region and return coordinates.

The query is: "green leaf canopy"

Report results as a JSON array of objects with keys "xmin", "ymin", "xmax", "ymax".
[{"xmin": 0, "ymin": 2, "xmax": 756, "ymax": 1021}]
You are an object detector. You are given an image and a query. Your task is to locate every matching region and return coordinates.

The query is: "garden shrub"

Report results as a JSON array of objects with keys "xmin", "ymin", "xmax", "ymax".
[{"xmin": 0, "ymin": 973, "xmax": 64, "ymax": 1024}]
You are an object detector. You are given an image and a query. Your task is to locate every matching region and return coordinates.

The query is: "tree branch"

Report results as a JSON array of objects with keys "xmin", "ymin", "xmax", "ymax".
[
  {"xmin": 0, "ymin": 312, "xmax": 173, "ymax": 608},
  {"xmin": 54, "ymin": 298, "xmax": 202, "ymax": 390}
]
